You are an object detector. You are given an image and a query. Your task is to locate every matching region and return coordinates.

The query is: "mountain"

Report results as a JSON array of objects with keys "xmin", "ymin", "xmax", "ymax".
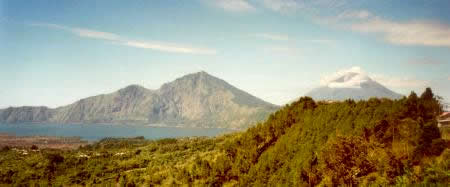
[
  {"xmin": 0, "ymin": 106, "xmax": 54, "ymax": 123},
  {"xmin": 51, "ymin": 84, "xmax": 160, "ymax": 124},
  {"xmin": 305, "ymin": 67, "xmax": 403, "ymax": 100},
  {"xmin": 154, "ymin": 71, "xmax": 278, "ymax": 128},
  {"xmin": 0, "ymin": 72, "xmax": 278, "ymax": 129}
]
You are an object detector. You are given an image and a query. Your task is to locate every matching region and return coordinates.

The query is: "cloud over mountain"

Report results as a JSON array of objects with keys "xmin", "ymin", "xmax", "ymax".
[
  {"xmin": 320, "ymin": 67, "xmax": 370, "ymax": 89},
  {"xmin": 307, "ymin": 67, "xmax": 403, "ymax": 100}
]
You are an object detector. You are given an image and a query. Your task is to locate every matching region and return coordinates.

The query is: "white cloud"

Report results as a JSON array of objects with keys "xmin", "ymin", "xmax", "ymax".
[
  {"xmin": 30, "ymin": 23, "xmax": 216, "ymax": 55},
  {"xmin": 30, "ymin": 23, "xmax": 121, "ymax": 41},
  {"xmin": 71, "ymin": 28, "xmax": 121, "ymax": 41},
  {"xmin": 253, "ymin": 33, "xmax": 289, "ymax": 41},
  {"xmin": 320, "ymin": 66, "xmax": 371, "ymax": 88},
  {"xmin": 262, "ymin": 0, "xmax": 301, "ymax": 13},
  {"xmin": 320, "ymin": 66, "xmax": 429, "ymax": 90},
  {"xmin": 351, "ymin": 19, "xmax": 450, "ymax": 47},
  {"xmin": 262, "ymin": 0, "xmax": 348, "ymax": 14},
  {"xmin": 331, "ymin": 10, "xmax": 450, "ymax": 47},
  {"xmin": 123, "ymin": 41, "xmax": 216, "ymax": 55},
  {"xmin": 210, "ymin": 0, "xmax": 255, "ymax": 12},
  {"xmin": 337, "ymin": 10, "xmax": 371, "ymax": 20},
  {"xmin": 259, "ymin": 1, "xmax": 450, "ymax": 47}
]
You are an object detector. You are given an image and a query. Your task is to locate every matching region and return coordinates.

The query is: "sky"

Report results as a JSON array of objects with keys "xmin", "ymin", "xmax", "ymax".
[{"xmin": 0, "ymin": 0, "xmax": 450, "ymax": 108}]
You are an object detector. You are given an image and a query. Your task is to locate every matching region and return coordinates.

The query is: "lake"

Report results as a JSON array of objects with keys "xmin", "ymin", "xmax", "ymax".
[{"xmin": 0, "ymin": 123, "xmax": 233, "ymax": 141}]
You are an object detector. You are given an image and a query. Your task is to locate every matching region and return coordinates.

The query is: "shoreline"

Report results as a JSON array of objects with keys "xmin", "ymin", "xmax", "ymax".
[
  {"xmin": 0, "ymin": 122, "xmax": 242, "ymax": 131},
  {"xmin": 0, "ymin": 133, "xmax": 89, "ymax": 150},
  {"xmin": 0, "ymin": 123, "xmax": 239, "ymax": 146}
]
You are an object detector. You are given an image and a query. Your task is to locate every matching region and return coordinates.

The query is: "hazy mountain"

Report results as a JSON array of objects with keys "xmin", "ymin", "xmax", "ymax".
[
  {"xmin": 155, "ymin": 71, "xmax": 278, "ymax": 128},
  {"xmin": 305, "ymin": 68, "xmax": 403, "ymax": 101},
  {"xmin": 0, "ymin": 72, "xmax": 278, "ymax": 129},
  {"xmin": 51, "ymin": 84, "xmax": 160, "ymax": 124},
  {"xmin": 0, "ymin": 106, "xmax": 54, "ymax": 123}
]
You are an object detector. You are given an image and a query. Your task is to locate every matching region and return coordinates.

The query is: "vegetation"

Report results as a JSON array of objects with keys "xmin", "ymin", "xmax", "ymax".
[{"xmin": 0, "ymin": 88, "xmax": 448, "ymax": 186}]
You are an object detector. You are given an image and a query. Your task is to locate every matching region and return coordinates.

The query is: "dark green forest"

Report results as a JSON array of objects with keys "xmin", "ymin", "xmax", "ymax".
[{"xmin": 0, "ymin": 88, "xmax": 448, "ymax": 186}]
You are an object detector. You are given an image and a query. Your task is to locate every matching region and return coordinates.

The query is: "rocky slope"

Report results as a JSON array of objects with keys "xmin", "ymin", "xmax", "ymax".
[
  {"xmin": 0, "ymin": 72, "xmax": 278, "ymax": 129},
  {"xmin": 0, "ymin": 106, "xmax": 54, "ymax": 123},
  {"xmin": 155, "ymin": 71, "xmax": 277, "ymax": 128}
]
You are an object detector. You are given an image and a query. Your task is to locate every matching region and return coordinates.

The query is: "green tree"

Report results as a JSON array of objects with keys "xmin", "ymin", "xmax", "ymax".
[{"xmin": 320, "ymin": 136, "xmax": 376, "ymax": 185}]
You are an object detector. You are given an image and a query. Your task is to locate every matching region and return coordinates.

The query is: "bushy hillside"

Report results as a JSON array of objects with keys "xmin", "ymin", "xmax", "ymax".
[
  {"xmin": 0, "ymin": 88, "xmax": 448, "ymax": 186},
  {"xmin": 191, "ymin": 88, "xmax": 448, "ymax": 186}
]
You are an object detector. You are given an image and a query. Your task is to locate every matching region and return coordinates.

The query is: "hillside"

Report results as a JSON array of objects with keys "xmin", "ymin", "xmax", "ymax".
[
  {"xmin": 0, "ymin": 88, "xmax": 448, "ymax": 186},
  {"xmin": 0, "ymin": 72, "xmax": 278, "ymax": 129},
  {"xmin": 193, "ymin": 88, "xmax": 447, "ymax": 186},
  {"xmin": 51, "ymin": 85, "xmax": 160, "ymax": 124},
  {"xmin": 0, "ymin": 106, "xmax": 54, "ymax": 123},
  {"xmin": 156, "ymin": 71, "xmax": 277, "ymax": 128}
]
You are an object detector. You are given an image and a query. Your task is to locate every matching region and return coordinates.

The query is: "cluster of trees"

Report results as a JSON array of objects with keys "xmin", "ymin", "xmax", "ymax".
[{"xmin": 0, "ymin": 88, "xmax": 448, "ymax": 185}]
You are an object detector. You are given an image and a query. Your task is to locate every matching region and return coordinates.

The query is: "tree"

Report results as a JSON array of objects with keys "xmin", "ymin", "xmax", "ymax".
[
  {"xmin": 418, "ymin": 88, "xmax": 441, "ymax": 120},
  {"xmin": 420, "ymin": 88, "xmax": 434, "ymax": 101},
  {"xmin": 406, "ymin": 92, "xmax": 419, "ymax": 117},
  {"xmin": 320, "ymin": 136, "xmax": 376, "ymax": 185}
]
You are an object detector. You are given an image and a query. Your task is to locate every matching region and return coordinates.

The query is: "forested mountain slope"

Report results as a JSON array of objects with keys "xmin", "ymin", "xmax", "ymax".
[{"xmin": 191, "ymin": 88, "xmax": 448, "ymax": 185}]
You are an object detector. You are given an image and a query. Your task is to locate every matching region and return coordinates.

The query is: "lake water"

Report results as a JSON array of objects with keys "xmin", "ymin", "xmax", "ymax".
[{"xmin": 0, "ymin": 123, "xmax": 233, "ymax": 141}]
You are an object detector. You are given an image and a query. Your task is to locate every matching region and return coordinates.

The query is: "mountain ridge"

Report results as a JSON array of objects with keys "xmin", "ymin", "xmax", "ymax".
[{"xmin": 0, "ymin": 72, "xmax": 278, "ymax": 129}]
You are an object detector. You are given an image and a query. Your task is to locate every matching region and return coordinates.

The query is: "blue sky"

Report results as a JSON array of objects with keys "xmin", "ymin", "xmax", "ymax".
[{"xmin": 1, "ymin": 0, "xmax": 449, "ymax": 107}]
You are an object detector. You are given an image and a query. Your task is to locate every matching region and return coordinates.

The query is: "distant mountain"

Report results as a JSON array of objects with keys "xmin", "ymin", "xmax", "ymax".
[
  {"xmin": 0, "ymin": 72, "xmax": 278, "ymax": 129},
  {"xmin": 0, "ymin": 106, "xmax": 54, "ymax": 123},
  {"xmin": 50, "ymin": 84, "xmax": 160, "ymax": 124},
  {"xmin": 305, "ymin": 67, "xmax": 403, "ymax": 100},
  {"xmin": 154, "ymin": 71, "xmax": 278, "ymax": 128}
]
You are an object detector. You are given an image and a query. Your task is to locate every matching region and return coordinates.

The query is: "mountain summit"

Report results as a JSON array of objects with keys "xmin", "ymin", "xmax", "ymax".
[
  {"xmin": 306, "ymin": 67, "xmax": 403, "ymax": 100},
  {"xmin": 153, "ymin": 71, "xmax": 278, "ymax": 128},
  {"xmin": 0, "ymin": 72, "xmax": 278, "ymax": 129}
]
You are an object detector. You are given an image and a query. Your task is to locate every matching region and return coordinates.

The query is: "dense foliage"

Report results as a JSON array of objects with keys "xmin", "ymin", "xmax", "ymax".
[
  {"xmin": 192, "ymin": 88, "xmax": 448, "ymax": 186},
  {"xmin": 0, "ymin": 88, "xmax": 448, "ymax": 186}
]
